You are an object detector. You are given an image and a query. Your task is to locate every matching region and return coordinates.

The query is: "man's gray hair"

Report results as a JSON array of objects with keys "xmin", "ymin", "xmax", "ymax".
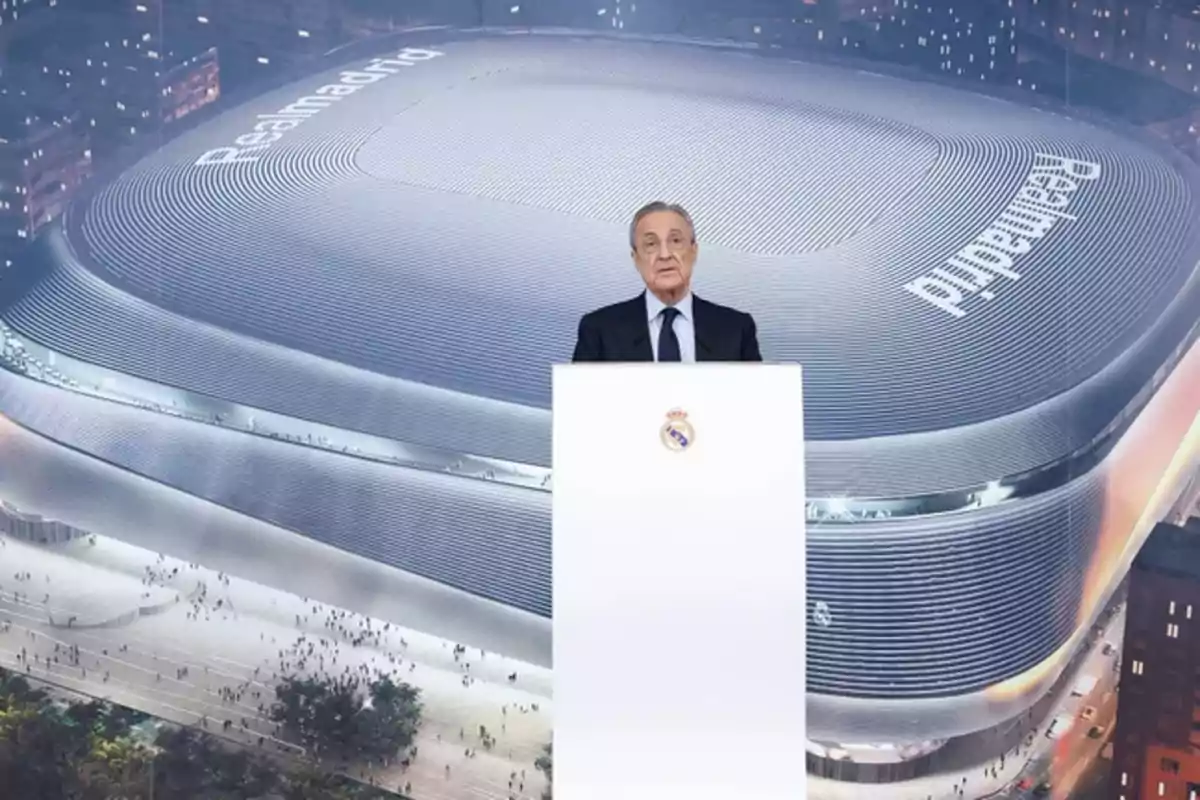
[{"xmin": 628, "ymin": 201, "xmax": 696, "ymax": 250}]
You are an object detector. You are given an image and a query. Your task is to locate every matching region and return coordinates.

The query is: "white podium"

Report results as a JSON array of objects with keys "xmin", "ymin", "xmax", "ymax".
[{"xmin": 552, "ymin": 363, "xmax": 807, "ymax": 800}]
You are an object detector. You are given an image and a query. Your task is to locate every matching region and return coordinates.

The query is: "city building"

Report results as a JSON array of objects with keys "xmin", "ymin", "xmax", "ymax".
[
  {"xmin": 838, "ymin": 0, "xmax": 898, "ymax": 22},
  {"xmin": 0, "ymin": 1, "xmax": 220, "ymax": 163},
  {"xmin": 1011, "ymin": 0, "xmax": 1200, "ymax": 158},
  {"xmin": 1147, "ymin": 107, "xmax": 1200, "ymax": 162},
  {"xmin": 844, "ymin": 0, "xmax": 1019, "ymax": 82},
  {"xmin": 69, "ymin": 1, "xmax": 220, "ymax": 158},
  {"xmin": 185, "ymin": 0, "xmax": 343, "ymax": 86},
  {"xmin": 339, "ymin": 0, "xmax": 482, "ymax": 35},
  {"xmin": 0, "ymin": 93, "xmax": 90, "ymax": 273},
  {"xmin": 1013, "ymin": 0, "xmax": 1200, "ymax": 97},
  {"xmin": 664, "ymin": 0, "xmax": 1020, "ymax": 80},
  {"xmin": 903, "ymin": 0, "xmax": 1018, "ymax": 81},
  {"xmin": 0, "ymin": 0, "xmax": 57, "ymax": 25},
  {"xmin": 1111, "ymin": 517, "xmax": 1200, "ymax": 800},
  {"xmin": 0, "ymin": 0, "xmax": 61, "ymax": 61}
]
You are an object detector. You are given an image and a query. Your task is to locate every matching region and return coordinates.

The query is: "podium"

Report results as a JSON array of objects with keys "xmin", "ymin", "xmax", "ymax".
[{"xmin": 552, "ymin": 363, "xmax": 807, "ymax": 800}]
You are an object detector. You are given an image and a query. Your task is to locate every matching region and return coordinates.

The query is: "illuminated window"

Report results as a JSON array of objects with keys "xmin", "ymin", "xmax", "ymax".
[
  {"xmin": 1159, "ymin": 782, "xmax": 1166, "ymax": 797},
  {"xmin": 1188, "ymin": 604, "xmax": 1194, "ymax": 619},
  {"xmin": 1170, "ymin": 601, "xmax": 1176, "ymax": 615},
  {"xmin": 1133, "ymin": 660, "xmax": 1145, "ymax": 675},
  {"xmin": 1168, "ymin": 623, "xmax": 1180, "ymax": 638}
]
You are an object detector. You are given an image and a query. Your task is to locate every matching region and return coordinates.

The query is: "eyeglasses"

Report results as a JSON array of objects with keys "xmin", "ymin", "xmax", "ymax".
[{"xmin": 636, "ymin": 236, "xmax": 692, "ymax": 257}]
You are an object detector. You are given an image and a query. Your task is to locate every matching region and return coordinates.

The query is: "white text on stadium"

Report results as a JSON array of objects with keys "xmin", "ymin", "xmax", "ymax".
[
  {"xmin": 193, "ymin": 48, "xmax": 445, "ymax": 167},
  {"xmin": 903, "ymin": 153, "xmax": 1102, "ymax": 319}
]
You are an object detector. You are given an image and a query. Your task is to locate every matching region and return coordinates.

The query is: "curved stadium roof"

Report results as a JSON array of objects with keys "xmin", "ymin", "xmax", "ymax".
[
  {"xmin": 7, "ymin": 32, "xmax": 1200, "ymax": 498},
  {"xmin": 3, "ymin": 31, "xmax": 1200, "ymax": 742}
]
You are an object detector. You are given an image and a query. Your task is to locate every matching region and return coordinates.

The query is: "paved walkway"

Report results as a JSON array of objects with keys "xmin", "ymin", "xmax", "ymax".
[
  {"xmin": 0, "ymin": 533, "xmax": 551, "ymax": 800},
  {"xmin": 0, "ymin": 527, "xmax": 1133, "ymax": 800}
]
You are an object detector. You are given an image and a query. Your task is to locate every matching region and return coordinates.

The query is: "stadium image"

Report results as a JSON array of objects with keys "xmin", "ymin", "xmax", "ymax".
[{"xmin": 2, "ymin": 26, "xmax": 1200, "ymax": 762}]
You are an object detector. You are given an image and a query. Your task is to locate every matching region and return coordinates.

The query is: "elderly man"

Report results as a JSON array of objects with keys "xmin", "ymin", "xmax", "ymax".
[{"xmin": 571, "ymin": 200, "xmax": 761, "ymax": 363}]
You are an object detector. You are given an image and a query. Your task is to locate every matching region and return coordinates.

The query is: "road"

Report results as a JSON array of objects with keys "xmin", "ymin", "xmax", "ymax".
[
  {"xmin": 0, "ymin": 533, "xmax": 552, "ymax": 800},
  {"xmin": 0, "ymin": 516, "xmax": 1140, "ymax": 800},
  {"xmin": 806, "ymin": 602, "xmax": 1126, "ymax": 800},
  {"xmin": 1043, "ymin": 685, "xmax": 1116, "ymax": 800},
  {"xmin": 1002, "ymin": 605, "xmax": 1123, "ymax": 800}
]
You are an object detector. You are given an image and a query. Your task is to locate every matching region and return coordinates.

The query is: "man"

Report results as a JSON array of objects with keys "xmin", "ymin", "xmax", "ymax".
[{"xmin": 571, "ymin": 201, "xmax": 762, "ymax": 363}]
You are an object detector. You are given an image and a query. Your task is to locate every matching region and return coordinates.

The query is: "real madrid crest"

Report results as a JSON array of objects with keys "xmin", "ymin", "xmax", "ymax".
[{"xmin": 659, "ymin": 408, "xmax": 695, "ymax": 452}]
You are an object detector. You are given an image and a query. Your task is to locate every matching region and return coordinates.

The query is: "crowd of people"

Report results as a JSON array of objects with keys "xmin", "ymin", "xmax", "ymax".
[{"xmin": 0, "ymin": 535, "xmax": 552, "ymax": 799}]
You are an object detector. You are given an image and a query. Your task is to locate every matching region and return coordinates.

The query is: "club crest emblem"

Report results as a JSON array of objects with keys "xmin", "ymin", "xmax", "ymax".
[{"xmin": 659, "ymin": 408, "xmax": 695, "ymax": 452}]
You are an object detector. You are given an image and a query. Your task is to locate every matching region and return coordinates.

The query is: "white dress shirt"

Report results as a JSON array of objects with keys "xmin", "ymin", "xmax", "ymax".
[{"xmin": 645, "ymin": 291, "xmax": 696, "ymax": 363}]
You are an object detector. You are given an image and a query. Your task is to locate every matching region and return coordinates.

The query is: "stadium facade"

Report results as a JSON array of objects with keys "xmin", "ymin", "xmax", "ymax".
[{"xmin": 2, "ymin": 30, "xmax": 1199, "ymax": 746}]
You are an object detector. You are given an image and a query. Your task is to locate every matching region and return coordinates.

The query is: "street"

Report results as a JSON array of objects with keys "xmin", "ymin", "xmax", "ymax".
[
  {"xmin": 0, "ymin": 527, "xmax": 1136, "ymax": 800},
  {"xmin": 807, "ymin": 602, "xmax": 1126, "ymax": 800},
  {"xmin": 0, "ymin": 533, "xmax": 552, "ymax": 800}
]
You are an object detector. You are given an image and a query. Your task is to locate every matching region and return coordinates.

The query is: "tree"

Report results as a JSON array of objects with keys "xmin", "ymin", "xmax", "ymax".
[
  {"xmin": 0, "ymin": 668, "xmax": 415, "ymax": 800},
  {"xmin": 281, "ymin": 766, "xmax": 368, "ymax": 800},
  {"xmin": 68, "ymin": 699, "xmax": 147, "ymax": 741},
  {"xmin": 0, "ymin": 667, "xmax": 155, "ymax": 799},
  {"xmin": 356, "ymin": 677, "xmax": 422, "ymax": 759},
  {"xmin": 535, "ymin": 741, "xmax": 553, "ymax": 800},
  {"xmin": 271, "ymin": 675, "xmax": 358, "ymax": 755},
  {"xmin": 271, "ymin": 674, "xmax": 422, "ymax": 761},
  {"xmin": 208, "ymin": 746, "xmax": 277, "ymax": 798},
  {"xmin": 151, "ymin": 729, "xmax": 235, "ymax": 796},
  {"xmin": 151, "ymin": 727, "xmax": 211, "ymax": 797},
  {"xmin": 0, "ymin": 672, "xmax": 91, "ymax": 799},
  {"xmin": 0, "ymin": 670, "xmax": 49, "ymax": 705},
  {"xmin": 75, "ymin": 734, "xmax": 153, "ymax": 800},
  {"xmin": 152, "ymin": 726, "xmax": 276, "ymax": 799}
]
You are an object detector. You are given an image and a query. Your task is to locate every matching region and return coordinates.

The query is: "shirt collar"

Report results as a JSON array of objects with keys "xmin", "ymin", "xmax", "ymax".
[{"xmin": 645, "ymin": 290, "xmax": 694, "ymax": 323}]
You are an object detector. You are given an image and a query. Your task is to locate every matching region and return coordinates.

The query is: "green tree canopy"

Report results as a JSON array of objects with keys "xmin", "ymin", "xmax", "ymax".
[
  {"xmin": 535, "ymin": 741, "xmax": 553, "ymax": 800},
  {"xmin": 271, "ymin": 674, "xmax": 422, "ymax": 761}
]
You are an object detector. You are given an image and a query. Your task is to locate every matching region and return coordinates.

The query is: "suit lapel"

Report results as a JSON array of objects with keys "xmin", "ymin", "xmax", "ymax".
[
  {"xmin": 692, "ymin": 295, "xmax": 715, "ymax": 362},
  {"xmin": 624, "ymin": 295, "xmax": 654, "ymax": 361}
]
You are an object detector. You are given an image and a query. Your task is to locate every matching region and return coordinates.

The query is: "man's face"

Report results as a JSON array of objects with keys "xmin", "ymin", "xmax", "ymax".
[{"xmin": 631, "ymin": 210, "xmax": 697, "ymax": 299}]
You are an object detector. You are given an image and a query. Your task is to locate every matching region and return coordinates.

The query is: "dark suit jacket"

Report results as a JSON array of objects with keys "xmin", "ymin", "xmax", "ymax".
[{"xmin": 571, "ymin": 293, "xmax": 762, "ymax": 363}]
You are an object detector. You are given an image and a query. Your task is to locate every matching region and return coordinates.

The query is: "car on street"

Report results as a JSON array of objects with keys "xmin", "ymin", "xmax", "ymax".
[
  {"xmin": 1047, "ymin": 714, "xmax": 1074, "ymax": 740},
  {"xmin": 1072, "ymin": 674, "xmax": 1099, "ymax": 697}
]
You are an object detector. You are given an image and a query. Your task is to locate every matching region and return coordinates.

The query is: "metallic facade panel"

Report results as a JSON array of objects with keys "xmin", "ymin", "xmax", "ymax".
[
  {"xmin": 0, "ymin": 370, "xmax": 1105, "ymax": 702},
  {"xmin": 4, "ymin": 34, "xmax": 1199, "ymax": 498},
  {"xmin": 1, "ymin": 32, "xmax": 1199, "ymax": 741}
]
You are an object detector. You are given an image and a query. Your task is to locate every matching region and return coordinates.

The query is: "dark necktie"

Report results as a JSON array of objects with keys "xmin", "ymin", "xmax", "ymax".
[{"xmin": 658, "ymin": 306, "xmax": 682, "ymax": 363}]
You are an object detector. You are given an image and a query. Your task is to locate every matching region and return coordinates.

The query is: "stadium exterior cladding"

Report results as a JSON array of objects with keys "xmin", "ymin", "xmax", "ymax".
[{"xmin": 3, "ymin": 29, "xmax": 1200, "ymax": 743}]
